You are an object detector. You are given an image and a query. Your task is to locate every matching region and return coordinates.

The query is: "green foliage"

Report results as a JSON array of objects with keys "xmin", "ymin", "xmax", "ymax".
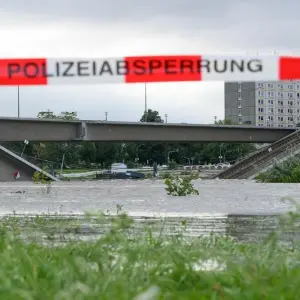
[
  {"xmin": 165, "ymin": 175, "xmax": 199, "ymax": 196},
  {"xmin": 160, "ymin": 172, "xmax": 172, "ymax": 179},
  {"xmin": 140, "ymin": 109, "xmax": 164, "ymax": 123},
  {"xmin": 256, "ymin": 156, "xmax": 300, "ymax": 183},
  {"xmin": 0, "ymin": 204, "xmax": 299, "ymax": 298},
  {"xmin": 32, "ymin": 167, "xmax": 52, "ymax": 184},
  {"xmin": 214, "ymin": 118, "xmax": 236, "ymax": 125},
  {"xmin": 168, "ymin": 160, "xmax": 177, "ymax": 170},
  {"xmin": 37, "ymin": 110, "xmax": 78, "ymax": 120}
]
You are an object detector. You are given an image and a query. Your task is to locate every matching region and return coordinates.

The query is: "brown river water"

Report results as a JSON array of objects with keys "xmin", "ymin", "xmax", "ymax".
[{"xmin": 0, "ymin": 179, "xmax": 299, "ymax": 242}]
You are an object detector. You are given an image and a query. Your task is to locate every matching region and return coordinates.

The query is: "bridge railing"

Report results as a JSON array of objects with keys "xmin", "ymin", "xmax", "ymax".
[
  {"xmin": 241, "ymin": 136, "xmax": 300, "ymax": 179},
  {"xmin": 231, "ymin": 131, "xmax": 300, "ymax": 179},
  {"xmin": 217, "ymin": 130, "xmax": 300, "ymax": 179}
]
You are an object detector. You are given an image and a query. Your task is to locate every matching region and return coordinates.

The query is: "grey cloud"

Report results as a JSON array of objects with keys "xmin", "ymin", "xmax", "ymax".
[
  {"xmin": 0, "ymin": 0, "xmax": 298, "ymax": 122},
  {"xmin": 0, "ymin": 83, "xmax": 224, "ymax": 123},
  {"xmin": 1, "ymin": 0, "xmax": 300, "ymax": 50},
  {"xmin": 0, "ymin": 0, "xmax": 235, "ymax": 21},
  {"xmin": 1, "ymin": 0, "xmax": 298, "ymax": 25}
]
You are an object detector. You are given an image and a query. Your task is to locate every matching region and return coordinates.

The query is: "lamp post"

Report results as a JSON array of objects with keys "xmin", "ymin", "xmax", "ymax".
[
  {"xmin": 135, "ymin": 144, "xmax": 145, "ymax": 165},
  {"xmin": 167, "ymin": 149, "xmax": 178, "ymax": 165},
  {"xmin": 105, "ymin": 112, "xmax": 108, "ymax": 121},
  {"xmin": 219, "ymin": 143, "xmax": 224, "ymax": 163},
  {"xmin": 20, "ymin": 140, "xmax": 29, "ymax": 157},
  {"xmin": 165, "ymin": 114, "xmax": 168, "ymax": 123}
]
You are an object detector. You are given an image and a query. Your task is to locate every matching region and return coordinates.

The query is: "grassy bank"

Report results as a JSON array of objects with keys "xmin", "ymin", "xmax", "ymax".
[
  {"xmin": 0, "ymin": 209, "xmax": 299, "ymax": 299},
  {"xmin": 256, "ymin": 156, "xmax": 300, "ymax": 183}
]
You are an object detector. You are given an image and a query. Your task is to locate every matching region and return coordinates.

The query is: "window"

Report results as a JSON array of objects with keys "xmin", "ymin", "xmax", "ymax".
[
  {"xmin": 278, "ymin": 108, "xmax": 283, "ymax": 113},
  {"xmin": 258, "ymin": 99, "xmax": 264, "ymax": 104},
  {"xmin": 268, "ymin": 91, "xmax": 274, "ymax": 97},
  {"xmin": 288, "ymin": 117, "xmax": 294, "ymax": 121},
  {"xmin": 258, "ymin": 91, "xmax": 264, "ymax": 97},
  {"xmin": 288, "ymin": 108, "xmax": 294, "ymax": 113},
  {"xmin": 238, "ymin": 92, "xmax": 241, "ymax": 98},
  {"xmin": 257, "ymin": 83, "xmax": 264, "ymax": 88},
  {"xmin": 278, "ymin": 84, "xmax": 283, "ymax": 89},
  {"xmin": 269, "ymin": 108, "xmax": 274, "ymax": 113},
  {"xmin": 278, "ymin": 117, "xmax": 284, "ymax": 122},
  {"xmin": 267, "ymin": 83, "xmax": 274, "ymax": 89},
  {"xmin": 278, "ymin": 92, "xmax": 283, "ymax": 98},
  {"xmin": 288, "ymin": 100, "xmax": 294, "ymax": 106},
  {"xmin": 288, "ymin": 125, "xmax": 294, "ymax": 127},
  {"xmin": 258, "ymin": 116, "xmax": 264, "ymax": 121},
  {"xmin": 238, "ymin": 109, "xmax": 242, "ymax": 115},
  {"xmin": 268, "ymin": 99, "xmax": 273, "ymax": 104},
  {"xmin": 297, "ymin": 93, "xmax": 300, "ymax": 99},
  {"xmin": 278, "ymin": 100, "xmax": 283, "ymax": 105},
  {"xmin": 288, "ymin": 92, "xmax": 294, "ymax": 98},
  {"xmin": 269, "ymin": 116, "xmax": 274, "ymax": 121},
  {"xmin": 297, "ymin": 85, "xmax": 300, "ymax": 90},
  {"xmin": 238, "ymin": 117, "xmax": 242, "ymax": 124},
  {"xmin": 288, "ymin": 84, "xmax": 293, "ymax": 89},
  {"xmin": 258, "ymin": 107, "xmax": 264, "ymax": 112}
]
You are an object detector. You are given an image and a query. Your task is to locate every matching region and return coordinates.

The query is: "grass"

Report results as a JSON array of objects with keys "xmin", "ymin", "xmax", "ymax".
[
  {"xmin": 0, "ymin": 208, "xmax": 299, "ymax": 299},
  {"xmin": 256, "ymin": 155, "xmax": 300, "ymax": 183}
]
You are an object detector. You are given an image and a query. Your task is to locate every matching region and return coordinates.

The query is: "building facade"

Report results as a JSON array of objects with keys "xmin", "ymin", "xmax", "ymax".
[{"xmin": 225, "ymin": 81, "xmax": 300, "ymax": 127}]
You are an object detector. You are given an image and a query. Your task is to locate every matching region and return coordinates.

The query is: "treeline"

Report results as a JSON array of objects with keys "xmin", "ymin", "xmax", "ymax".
[{"xmin": 4, "ymin": 109, "xmax": 255, "ymax": 169}]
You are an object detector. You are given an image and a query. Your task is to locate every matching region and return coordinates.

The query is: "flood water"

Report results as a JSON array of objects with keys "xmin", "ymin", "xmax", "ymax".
[{"xmin": 0, "ymin": 179, "xmax": 299, "ymax": 242}]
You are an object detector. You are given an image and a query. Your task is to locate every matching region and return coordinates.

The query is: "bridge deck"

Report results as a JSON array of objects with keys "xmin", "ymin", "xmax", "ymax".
[{"xmin": 0, "ymin": 117, "xmax": 295, "ymax": 142}]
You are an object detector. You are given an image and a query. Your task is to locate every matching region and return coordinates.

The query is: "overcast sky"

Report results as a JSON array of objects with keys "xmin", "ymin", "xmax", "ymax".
[{"xmin": 0, "ymin": 0, "xmax": 299, "ymax": 123}]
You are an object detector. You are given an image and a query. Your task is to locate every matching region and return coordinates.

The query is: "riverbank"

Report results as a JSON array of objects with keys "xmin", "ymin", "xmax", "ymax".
[{"xmin": 0, "ymin": 212, "xmax": 299, "ymax": 299}]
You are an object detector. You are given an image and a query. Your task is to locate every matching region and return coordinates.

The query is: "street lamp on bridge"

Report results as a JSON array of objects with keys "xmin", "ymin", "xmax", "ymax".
[
  {"xmin": 167, "ymin": 149, "xmax": 179, "ymax": 165},
  {"xmin": 135, "ymin": 144, "xmax": 145, "ymax": 163}
]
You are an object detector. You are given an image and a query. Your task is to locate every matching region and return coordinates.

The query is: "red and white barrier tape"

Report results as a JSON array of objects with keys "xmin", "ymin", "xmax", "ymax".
[{"xmin": 0, "ymin": 55, "xmax": 299, "ymax": 85}]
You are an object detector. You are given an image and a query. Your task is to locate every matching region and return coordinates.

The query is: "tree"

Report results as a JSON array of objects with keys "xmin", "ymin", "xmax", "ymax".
[
  {"xmin": 136, "ymin": 109, "xmax": 165, "ymax": 164},
  {"xmin": 37, "ymin": 110, "xmax": 78, "ymax": 120},
  {"xmin": 37, "ymin": 110, "xmax": 57, "ymax": 119},
  {"xmin": 4, "ymin": 109, "xmax": 256, "ymax": 170},
  {"xmin": 214, "ymin": 118, "xmax": 236, "ymax": 125},
  {"xmin": 140, "ymin": 109, "xmax": 164, "ymax": 123}
]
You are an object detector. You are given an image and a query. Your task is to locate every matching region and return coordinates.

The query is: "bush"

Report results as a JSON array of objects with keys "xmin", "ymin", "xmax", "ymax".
[
  {"xmin": 160, "ymin": 172, "xmax": 172, "ymax": 179},
  {"xmin": 168, "ymin": 160, "xmax": 177, "ymax": 170},
  {"xmin": 256, "ymin": 155, "xmax": 300, "ymax": 183},
  {"xmin": 32, "ymin": 167, "xmax": 52, "ymax": 184},
  {"xmin": 165, "ymin": 175, "xmax": 199, "ymax": 196}
]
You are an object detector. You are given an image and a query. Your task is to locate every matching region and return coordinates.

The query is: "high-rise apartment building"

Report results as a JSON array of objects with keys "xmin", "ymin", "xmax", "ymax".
[{"xmin": 225, "ymin": 81, "xmax": 300, "ymax": 127}]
